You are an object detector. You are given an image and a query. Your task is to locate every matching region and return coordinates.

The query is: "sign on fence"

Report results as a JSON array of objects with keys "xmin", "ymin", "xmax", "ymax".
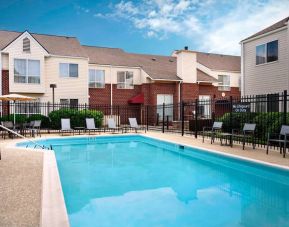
[{"xmin": 232, "ymin": 102, "xmax": 250, "ymax": 113}]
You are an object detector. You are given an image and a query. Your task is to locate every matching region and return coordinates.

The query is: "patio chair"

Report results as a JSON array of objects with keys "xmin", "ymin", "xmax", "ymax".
[
  {"xmin": 60, "ymin": 118, "xmax": 75, "ymax": 136},
  {"xmin": 86, "ymin": 118, "xmax": 101, "ymax": 134},
  {"xmin": 231, "ymin": 123, "xmax": 256, "ymax": 150},
  {"xmin": 267, "ymin": 125, "xmax": 289, "ymax": 158},
  {"xmin": 27, "ymin": 120, "xmax": 42, "ymax": 137},
  {"xmin": 128, "ymin": 118, "xmax": 146, "ymax": 133},
  {"xmin": 1, "ymin": 121, "xmax": 18, "ymax": 139},
  {"xmin": 202, "ymin": 121, "xmax": 223, "ymax": 144},
  {"xmin": 107, "ymin": 118, "xmax": 123, "ymax": 133}
]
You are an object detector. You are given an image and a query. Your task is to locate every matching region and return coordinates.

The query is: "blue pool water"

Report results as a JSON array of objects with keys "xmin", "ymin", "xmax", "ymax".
[{"xmin": 18, "ymin": 135, "xmax": 289, "ymax": 227}]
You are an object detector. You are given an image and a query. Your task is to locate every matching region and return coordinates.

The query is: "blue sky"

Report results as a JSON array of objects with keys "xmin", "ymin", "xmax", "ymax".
[{"xmin": 0, "ymin": 0, "xmax": 288, "ymax": 56}]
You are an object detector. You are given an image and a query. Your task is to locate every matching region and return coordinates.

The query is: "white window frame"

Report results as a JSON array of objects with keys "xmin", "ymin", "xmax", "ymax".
[
  {"xmin": 256, "ymin": 40, "xmax": 278, "ymax": 65},
  {"xmin": 14, "ymin": 100, "xmax": 41, "ymax": 116},
  {"xmin": 218, "ymin": 75, "xmax": 230, "ymax": 91},
  {"xmin": 59, "ymin": 63, "xmax": 79, "ymax": 78},
  {"xmin": 89, "ymin": 69, "xmax": 105, "ymax": 88},
  {"xmin": 117, "ymin": 71, "xmax": 134, "ymax": 89},
  {"xmin": 14, "ymin": 58, "xmax": 40, "ymax": 84},
  {"xmin": 198, "ymin": 95, "xmax": 211, "ymax": 119}
]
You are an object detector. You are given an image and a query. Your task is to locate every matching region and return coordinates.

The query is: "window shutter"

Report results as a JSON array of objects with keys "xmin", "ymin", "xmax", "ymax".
[{"xmin": 23, "ymin": 38, "xmax": 30, "ymax": 52}]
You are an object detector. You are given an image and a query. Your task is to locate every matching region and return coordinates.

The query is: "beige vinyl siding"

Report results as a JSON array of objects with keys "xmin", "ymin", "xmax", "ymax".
[
  {"xmin": 5, "ymin": 33, "xmax": 48, "ymax": 93},
  {"xmin": 243, "ymin": 28, "xmax": 289, "ymax": 95},
  {"xmin": 42, "ymin": 56, "xmax": 89, "ymax": 104},
  {"xmin": 1, "ymin": 54, "xmax": 9, "ymax": 70},
  {"xmin": 88, "ymin": 64, "xmax": 145, "ymax": 85},
  {"xmin": 197, "ymin": 62, "xmax": 240, "ymax": 87},
  {"xmin": 176, "ymin": 51, "xmax": 197, "ymax": 83}
]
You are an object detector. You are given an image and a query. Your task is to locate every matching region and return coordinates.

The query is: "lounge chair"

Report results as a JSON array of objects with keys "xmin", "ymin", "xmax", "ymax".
[
  {"xmin": 202, "ymin": 121, "xmax": 223, "ymax": 144},
  {"xmin": 27, "ymin": 120, "xmax": 42, "ymax": 137},
  {"xmin": 230, "ymin": 123, "xmax": 256, "ymax": 150},
  {"xmin": 267, "ymin": 125, "xmax": 289, "ymax": 158},
  {"xmin": 128, "ymin": 118, "xmax": 146, "ymax": 133},
  {"xmin": 1, "ymin": 121, "xmax": 18, "ymax": 139},
  {"xmin": 107, "ymin": 118, "xmax": 123, "ymax": 133},
  {"xmin": 60, "ymin": 118, "xmax": 74, "ymax": 136},
  {"xmin": 85, "ymin": 118, "xmax": 101, "ymax": 134}
]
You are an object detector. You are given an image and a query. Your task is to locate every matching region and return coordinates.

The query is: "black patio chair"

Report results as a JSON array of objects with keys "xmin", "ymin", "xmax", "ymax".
[
  {"xmin": 231, "ymin": 123, "xmax": 256, "ymax": 150},
  {"xmin": 202, "ymin": 121, "xmax": 223, "ymax": 144},
  {"xmin": 267, "ymin": 125, "xmax": 289, "ymax": 158}
]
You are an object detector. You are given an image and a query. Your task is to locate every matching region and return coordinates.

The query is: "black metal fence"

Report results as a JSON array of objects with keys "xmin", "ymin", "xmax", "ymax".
[{"xmin": 1, "ymin": 90, "xmax": 288, "ymax": 148}]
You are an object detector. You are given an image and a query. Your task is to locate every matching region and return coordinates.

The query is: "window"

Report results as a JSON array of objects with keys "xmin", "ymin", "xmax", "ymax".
[
  {"xmin": 256, "ymin": 40, "xmax": 278, "ymax": 65},
  {"xmin": 117, "ymin": 71, "xmax": 133, "ymax": 89},
  {"xmin": 23, "ymin": 38, "xmax": 30, "ymax": 52},
  {"xmin": 218, "ymin": 75, "xmax": 230, "ymax": 91},
  {"xmin": 60, "ymin": 99, "xmax": 79, "ymax": 108},
  {"xmin": 89, "ymin": 69, "xmax": 105, "ymax": 88},
  {"xmin": 14, "ymin": 59, "xmax": 40, "ymax": 84},
  {"xmin": 59, "ymin": 63, "xmax": 78, "ymax": 78}
]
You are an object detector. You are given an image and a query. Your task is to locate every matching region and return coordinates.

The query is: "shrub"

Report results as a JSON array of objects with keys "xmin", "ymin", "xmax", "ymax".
[
  {"xmin": 48, "ymin": 108, "xmax": 104, "ymax": 129},
  {"xmin": 0, "ymin": 114, "xmax": 27, "ymax": 124},
  {"xmin": 27, "ymin": 114, "xmax": 50, "ymax": 128}
]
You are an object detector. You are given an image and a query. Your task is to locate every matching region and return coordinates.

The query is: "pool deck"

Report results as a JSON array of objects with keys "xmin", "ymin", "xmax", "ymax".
[{"xmin": 0, "ymin": 131, "xmax": 289, "ymax": 226}]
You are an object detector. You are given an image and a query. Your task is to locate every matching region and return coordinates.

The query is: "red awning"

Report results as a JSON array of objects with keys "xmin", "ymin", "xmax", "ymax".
[{"xmin": 128, "ymin": 93, "xmax": 144, "ymax": 104}]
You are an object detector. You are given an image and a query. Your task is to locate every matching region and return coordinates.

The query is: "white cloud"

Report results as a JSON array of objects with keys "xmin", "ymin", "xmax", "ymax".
[{"xmin": 92, "ymin": 0, "xmax": 289, "ymax": 55}]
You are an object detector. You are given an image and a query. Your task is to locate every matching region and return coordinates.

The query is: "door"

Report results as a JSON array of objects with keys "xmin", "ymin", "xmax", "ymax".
[
  {"xmin": 199, "ymin": 95, "xmax": 211, "ymax": 119},
  {"xmin": 157, "ymin": 94, "xmax": 173, "ymax": 121}
]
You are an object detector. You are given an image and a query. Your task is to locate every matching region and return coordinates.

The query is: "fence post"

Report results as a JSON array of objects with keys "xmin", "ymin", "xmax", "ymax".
[
  {"xmin": 229, "ymin": 96, "xmax": 233, "ymax": 130},
  {"xmin": 181, "ymin": 102, "xmax": 185, "ymax": 136},
  {"xmin": 283, "ymin": 90, "xmax": 287, "ymax": 125},
  {"xmin": 146, "ymin": 105, "xmax": 149, "ymax": 131},
  {"xmin": 195, "ymin": 98, "xmax": 198, "ymax": 138},
  {"xmin": 162, "ymin": 103, "xmax": 165, "ymax": 133}
]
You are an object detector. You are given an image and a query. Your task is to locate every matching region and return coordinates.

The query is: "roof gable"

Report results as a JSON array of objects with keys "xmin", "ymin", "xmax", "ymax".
[
  {"xmin": 2, "ymin": 31, "xmax": 49, "ymax": 55},
  {"xmin": 0, "ymin": 30, "xmax": 87, "ymax": 58},
  {"xmin": 241, "ymin": 16, "xmax": 289, "ymax": 42}
]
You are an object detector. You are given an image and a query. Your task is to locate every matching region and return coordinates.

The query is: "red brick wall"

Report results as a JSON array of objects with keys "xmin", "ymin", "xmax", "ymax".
[
  {"xmin": 88, "ymin": 82, "xmax": 241, "ymax": 106},
  {"xmin": 1, "ymin": 70, "xmax": 10, "ymax": 115},
  {"xmin": 2, "ymin": 70, "xmax": 9, "ymax": 95},
  {"xmin": 198, "ymin": 85, "xmax": 240, "ymax": 99}
]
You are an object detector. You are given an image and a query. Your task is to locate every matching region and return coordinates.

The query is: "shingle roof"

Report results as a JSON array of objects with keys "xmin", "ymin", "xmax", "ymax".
[
  {"xmin": 83, "ymin": 45, "xmax": 180, "ymax": 80},
  {"xmin": 241, "ymin": 16, "xmax": 289, "ymax": 42},
  {"xmin": 0, "ymin": 30, "xmax": 87, "ymax": 58},
  {"xmin": 197, "ymin": 69, "xmax": 218, "ymax": 83},
  {"xmin": 196, "ymin": 52, "xmax": 240, "ymax": 72}
]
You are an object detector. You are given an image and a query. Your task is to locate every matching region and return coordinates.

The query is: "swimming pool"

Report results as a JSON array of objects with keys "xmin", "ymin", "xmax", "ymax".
[{"xmin": 18, "ymin": 135, "xmax": 289, "ymax": 227}]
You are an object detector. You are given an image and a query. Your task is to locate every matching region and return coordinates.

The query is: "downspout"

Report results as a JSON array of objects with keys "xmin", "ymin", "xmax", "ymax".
[
  {"xmin": 110, "ymin": 65, "xmax": 113, "ymax": 115},
  {"xmin": 240, "ymin": 42, "xmax": 245, "ymax": 96}
]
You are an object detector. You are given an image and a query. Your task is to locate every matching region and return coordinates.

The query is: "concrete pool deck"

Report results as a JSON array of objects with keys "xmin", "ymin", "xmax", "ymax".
[{"xmin": 0, "ymin": 131, "xmax": 289, "ymax": 226}]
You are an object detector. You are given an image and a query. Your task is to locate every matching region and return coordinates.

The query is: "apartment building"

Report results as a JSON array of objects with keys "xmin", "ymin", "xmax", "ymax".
[
  {"xmin": 0, "ymin": 30, "xmax": 240, "ymax": 116},
  {"xmin": 240, "ymin": 16, "xmax": 289, "ymax": 96}
]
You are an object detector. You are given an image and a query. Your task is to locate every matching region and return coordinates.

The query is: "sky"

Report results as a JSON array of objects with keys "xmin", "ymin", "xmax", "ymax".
[{"xmin": 0, "ymin": 0, "xmax": 288, "ymax": 56}]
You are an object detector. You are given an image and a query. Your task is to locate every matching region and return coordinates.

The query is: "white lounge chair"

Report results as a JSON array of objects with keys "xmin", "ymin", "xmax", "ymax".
[
  {"xmin": 128, "ymin": 118, "xmax": 146, "ymax": 133},
  {"xmin": 60, "ymin": 118, "xmax": 74, "ymax": 136},
  {"xmin": 107, "ymin": 118, "xmax": 123, "ymax": 133},
  {"xmin": 85, "ymin": 118, "xmax": 101, "ymax": 134}
]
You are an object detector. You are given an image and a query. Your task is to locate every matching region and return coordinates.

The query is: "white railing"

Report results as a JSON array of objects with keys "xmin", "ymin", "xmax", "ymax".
[{"xmin": 0, "ymin": 125, "xmax": 51, "ymax": 150}]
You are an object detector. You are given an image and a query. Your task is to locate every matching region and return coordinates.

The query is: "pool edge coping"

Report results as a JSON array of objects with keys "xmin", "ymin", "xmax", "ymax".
[
  {"xmin": 141, "ymin": 134, "xmax": 289, "ymax": 172},
  {"xmin": 41, "ymin": 150, "xmax": 70, "ymax": 227}
]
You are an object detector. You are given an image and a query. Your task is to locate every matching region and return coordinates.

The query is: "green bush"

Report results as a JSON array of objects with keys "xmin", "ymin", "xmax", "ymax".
[
  {"xmin": 26, "ymin": 114, "xmax": 50, "ymax": 128},
  {"xmin": 48, "ymin": 108, "xmax": 104, "ymax": 129},
  {"xmin": 0, "ymin": 114, "xmax": 27, "ymax": 124}
]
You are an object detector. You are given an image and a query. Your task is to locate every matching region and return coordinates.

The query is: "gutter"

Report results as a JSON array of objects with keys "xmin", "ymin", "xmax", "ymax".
[{"xmin": 110, "ymin": 65, "xmax": 113, "ymax": 115}]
